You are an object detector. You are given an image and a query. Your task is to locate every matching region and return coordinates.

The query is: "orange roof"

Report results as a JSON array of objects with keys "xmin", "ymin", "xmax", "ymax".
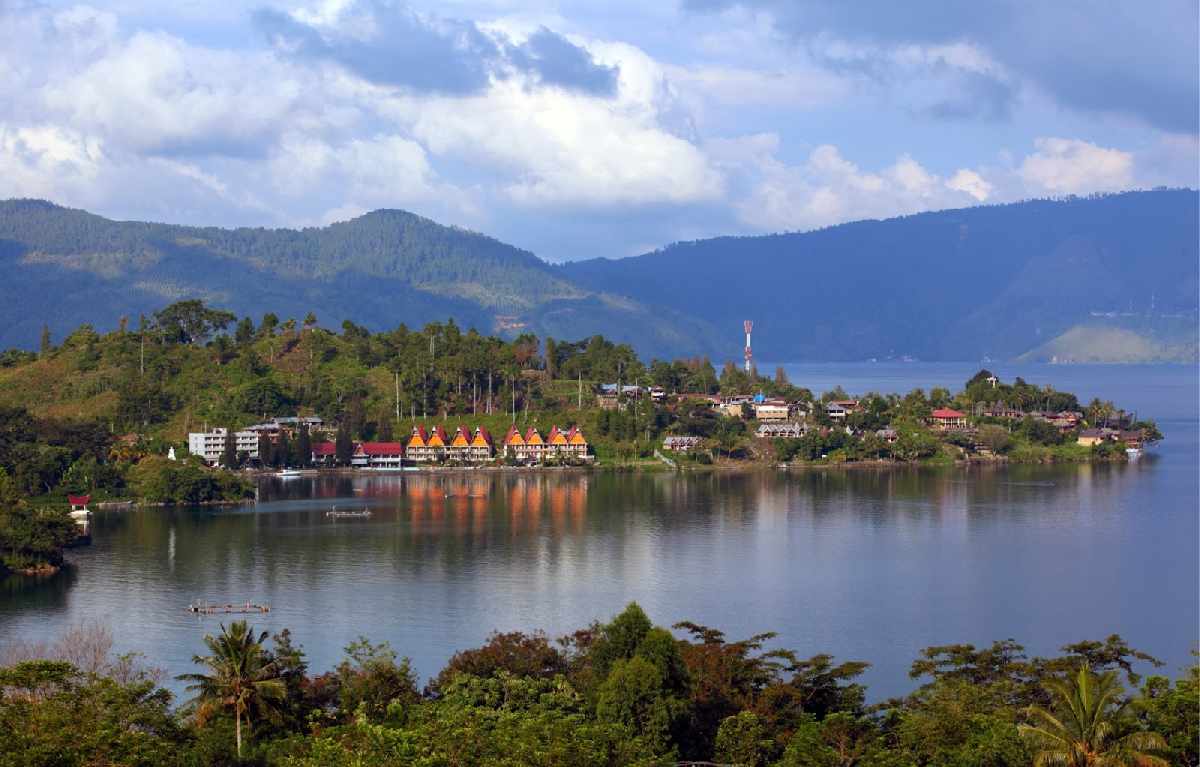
[
  {"xmin": 567, "ymin": 426, "xmax": 587, "ymax": 445},
  {"xmin": 931, "ymin": 408, "xmax": 966, "ymax": 419},
  {"xmin": 451, "ymin": 426, "xmax": 470, "ymax": 447},
  {"xmin": 548, "ymin": 426, "xmax": 568, "ymax": 445},
  {"xmin": 524, "ymin": 427, "xmax": 543, "ymax": 445},
  {"xmin": 407, "ymin": 425, "xmax": 428, "ymax": 448},
  {"xmin": 504, "ymin": 425, "xmax": 524, "ymax": 446},
  {"xmin": 471, "ymin": 426, "xmax": 492, "ymax": 447},
  {"xmin": 428, "ymin": 425, "xmax": 449, "ymax": 447}
]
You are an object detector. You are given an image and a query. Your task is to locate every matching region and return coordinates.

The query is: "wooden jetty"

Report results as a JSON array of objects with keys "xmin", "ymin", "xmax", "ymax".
[{"xmin": 188, "ymin": 601, "xmax": 270, "ymax": 615}]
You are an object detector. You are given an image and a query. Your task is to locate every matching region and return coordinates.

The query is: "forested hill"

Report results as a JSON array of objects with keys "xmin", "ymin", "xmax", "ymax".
[
  {"xmin": 562, "ymin": 190, "xmax": 1200, "ymax": 362},
  {"xmin": 2, "ymin": 191, "xmax": 1197, "ymax": 362},
  {"xmin": 0, "ymin": 199, "xmax": 714, "ymax": 359}
]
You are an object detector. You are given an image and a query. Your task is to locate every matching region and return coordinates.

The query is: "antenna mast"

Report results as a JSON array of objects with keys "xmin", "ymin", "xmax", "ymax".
[{"xmin": 743, "ymin": 320, "xmax": 753, "ymax": 374}]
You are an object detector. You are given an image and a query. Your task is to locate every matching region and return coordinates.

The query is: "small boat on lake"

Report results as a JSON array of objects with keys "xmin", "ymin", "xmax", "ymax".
[
  {"xmin": 326, "ymin": 507, "xmax": 372, "ymax": 519},
  {"xmin": 276, "ymin": 469, "xmax": 303, "ymax": 478},
  {"xmin": 188, "ymin": 601, "xmax": 270, "ymax": 614}
]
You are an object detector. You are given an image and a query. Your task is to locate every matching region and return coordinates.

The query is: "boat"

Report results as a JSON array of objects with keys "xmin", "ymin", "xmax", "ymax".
[
  {"xmin": 326, "ymin": 507, "xmax": 372, "ymax": 519},
  {"xmin": 1126, "ymin": 447, "xmax": 1142, "ymax": 460},
  {"xmin": 276, "ymin": 469, "xmax": 303, "ymax": 478}
]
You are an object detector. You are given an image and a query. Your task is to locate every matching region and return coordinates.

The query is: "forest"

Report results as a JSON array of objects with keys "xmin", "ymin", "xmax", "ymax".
[{"xmin": 0, "ymin": 604, "xmax": 1194, "ymax": 766}]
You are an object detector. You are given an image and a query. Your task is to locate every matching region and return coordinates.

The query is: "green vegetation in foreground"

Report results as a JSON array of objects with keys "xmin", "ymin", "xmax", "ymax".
[{"xmin": 0, "ymin": 605, "xmax": 1194, "ymax": 766}]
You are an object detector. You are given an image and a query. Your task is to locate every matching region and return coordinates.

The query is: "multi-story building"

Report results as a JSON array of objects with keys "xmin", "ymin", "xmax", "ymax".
[{"xmin": 187, "ymin": 428, "xmax": 260, "ymax": 464}]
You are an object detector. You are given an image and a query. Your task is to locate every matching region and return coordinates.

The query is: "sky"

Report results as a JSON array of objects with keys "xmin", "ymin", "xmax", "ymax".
[{"xmin": 1, "ymin": 0, "xmax": 1197, "ymax": 262}]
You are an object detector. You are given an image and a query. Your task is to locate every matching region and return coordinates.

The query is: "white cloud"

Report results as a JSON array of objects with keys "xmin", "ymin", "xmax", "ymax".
[
  {"xmin": 946, "ymin": 168, "xmax": 993, "ymax": 201},
  {"xmin": 731, "ymin": 143, "xmax": 991, "ymax": 231},
  {"xmin": 1018, "ymin": 137, "xmax": 1134, "ymax": 194}
]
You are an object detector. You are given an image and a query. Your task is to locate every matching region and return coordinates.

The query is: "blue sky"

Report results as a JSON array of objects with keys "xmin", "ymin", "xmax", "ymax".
[{"xmin": 1, "ymin": 0, "xmax": 1196, "ymax": 261}]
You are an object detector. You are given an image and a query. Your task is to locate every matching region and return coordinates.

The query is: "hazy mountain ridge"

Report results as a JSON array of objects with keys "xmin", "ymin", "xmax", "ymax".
[
  {"xmin": 561, "ymin": 190, "xmax": 1199, "ymax": 362},
  {"xmin": 0, "ymin": 191, "xmax": 1196, "ymax": 362}
]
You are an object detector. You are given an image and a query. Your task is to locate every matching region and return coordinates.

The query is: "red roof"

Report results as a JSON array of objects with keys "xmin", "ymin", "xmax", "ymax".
[
  {"xmin": 67, "ymin": 494, "xmax": 91, "ymax": 505},
  {"xmin": 312, "ymin": 441, "xmax": 336, "ymax": 456},
  {"xmin": 931, "ymin": 408, "xmax": 966, "ymax": 419},
  {"xmin": 360, "ymin": 442, "xmax": 404, "ymax": 456}
]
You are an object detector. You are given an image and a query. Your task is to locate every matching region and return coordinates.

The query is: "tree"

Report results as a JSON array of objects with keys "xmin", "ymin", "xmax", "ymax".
[
  {"xmin": 221, "ymin": 428, "xmax": 238, "ymax": 470},
  {"xmin": 296, "ymin": 425, "xmax": 312, "ymax": 469},
  {"xmin": 334, "ymin": 424, "xmax": 353, "ymax": 467},
  {"xmin": 179, "ymin": 620, "xmax": 286, "ymax": 759},
  {"xmin": 1019, "ymin": 664, "xmax": 1169, "ymax": 767},
  {"xmin": 152, "ymin": 300, "xmax": 235, "ymax": 345},
  {"xmin": 39, "ymin": 324, "xmax": 51, "ymax": 356},
  {"xmin": 714, "ymin": 710, "xmax": 771, "ymax": 766}
]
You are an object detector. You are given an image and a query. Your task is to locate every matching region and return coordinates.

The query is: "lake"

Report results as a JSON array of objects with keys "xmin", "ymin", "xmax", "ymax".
[{"xmin": 2, "ymin": 363, "xmax": 1196, "ymax": 700}]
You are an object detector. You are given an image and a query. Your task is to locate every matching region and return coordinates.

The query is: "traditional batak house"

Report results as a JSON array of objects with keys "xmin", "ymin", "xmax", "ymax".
[
  {"xmin": 523, "ymin": 427, "xmax": 546, "ymax": 462},
  {"xmin": 502, "ymin": 425, "xmax": 528, "ymax": 461},
  {"xmin": 929, "ymin": 408, "xmax": 969, "ymax": 430},
  {"xmin": 406, "ymin": 425, "xmax": 448, "ymax": 462},
  {"xmin": 565, "ymin": 426, "xmax": 589, "ymax": 459},
  {"xmin": 448, "ymin": 426, "xmax": 473, "ymax": 462},
  {"xmin": 468, "ymin": 427, "xmax": 494, "ymax": 462}
]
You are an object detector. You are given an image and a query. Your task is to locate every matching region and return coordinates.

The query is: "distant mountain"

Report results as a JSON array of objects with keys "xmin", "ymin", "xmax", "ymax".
[
  {"xmin": 1, "ymin": 191, "xmax": 1196, "ymax": 362},
  {"xmin": 0, "ymin": 200, "xmax": 715, "ymax": 359},
  {"xmin": 561, "ymin": 190, "xmax": 1199, "ymax": 362}
]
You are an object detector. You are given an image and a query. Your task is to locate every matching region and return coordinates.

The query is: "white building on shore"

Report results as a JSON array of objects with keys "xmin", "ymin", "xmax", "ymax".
[{"xmin": 187, "ymin": 428, "xmax": 260, "ymax": 464}]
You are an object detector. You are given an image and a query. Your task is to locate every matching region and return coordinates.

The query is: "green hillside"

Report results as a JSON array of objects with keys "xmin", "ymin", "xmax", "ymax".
[{"xmin": 0, "ymin": 200, "xmax": 712, "ymax": 359}]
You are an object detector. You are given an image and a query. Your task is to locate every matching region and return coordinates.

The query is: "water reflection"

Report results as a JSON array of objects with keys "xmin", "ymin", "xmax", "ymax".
[{"xmin": 0, "ymin": 453, "xmax": 1193, "ymax": 701}]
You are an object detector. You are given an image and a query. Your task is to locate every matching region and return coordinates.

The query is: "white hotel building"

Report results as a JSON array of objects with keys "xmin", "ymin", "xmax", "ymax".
[{"xmin": 187, "ymin": 428, "xmax": 261, "ymax": 464}]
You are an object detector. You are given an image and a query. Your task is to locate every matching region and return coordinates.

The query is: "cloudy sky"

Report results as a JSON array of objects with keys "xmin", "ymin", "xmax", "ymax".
[{"xmin": 1, "ymin": 0, "xmax": 1196, "ymax": 261}]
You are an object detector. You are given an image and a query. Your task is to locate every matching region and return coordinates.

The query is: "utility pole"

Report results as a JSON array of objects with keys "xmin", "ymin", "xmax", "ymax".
[
  {"xmin": 394, "ymin": 370, "xmax": 400, "ymax": 420},
  {"xmin": 577, "ymin": 370, "xmax": 582, "ymax": 409}
]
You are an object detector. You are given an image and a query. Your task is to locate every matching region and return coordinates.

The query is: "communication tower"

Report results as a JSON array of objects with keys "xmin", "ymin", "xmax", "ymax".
[{"xmin": 743, "ymin": 320, "xmax": 753, "ymax": 373}]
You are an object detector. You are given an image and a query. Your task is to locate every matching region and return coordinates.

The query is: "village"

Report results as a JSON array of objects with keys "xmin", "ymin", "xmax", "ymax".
[{"xmin": 185, "ymin": 371, "xmax": 1154, "ymax": 471}]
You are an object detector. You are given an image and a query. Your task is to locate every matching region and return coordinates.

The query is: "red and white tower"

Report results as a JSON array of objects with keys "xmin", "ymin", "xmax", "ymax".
[{"xmin": 743, "ymin": 320, "xmax": 753, "ymax": 373}]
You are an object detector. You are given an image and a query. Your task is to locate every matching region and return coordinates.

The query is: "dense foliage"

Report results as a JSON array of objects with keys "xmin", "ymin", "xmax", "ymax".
[{"xmin": 0, "ymin": 605, "xmax": 1194, "ymax": 766}]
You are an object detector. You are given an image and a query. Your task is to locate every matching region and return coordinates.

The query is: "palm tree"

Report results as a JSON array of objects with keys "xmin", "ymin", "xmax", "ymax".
[
  {"xmin": 179, "ymin": 620, "xmax": 286, "ymax": 759},
  {"xmin": 1018, "ymin": 663, "xmax": 1169, "ymax": 767}
]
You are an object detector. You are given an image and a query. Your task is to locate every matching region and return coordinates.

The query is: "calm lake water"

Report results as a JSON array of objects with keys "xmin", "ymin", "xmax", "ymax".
[{"xmin": 2, "ymin": 363, "xmax": 1197, "ymax": 700}]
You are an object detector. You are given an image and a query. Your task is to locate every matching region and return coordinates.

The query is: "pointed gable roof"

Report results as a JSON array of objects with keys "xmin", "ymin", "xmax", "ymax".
[
  {"xmin": 428, "ymin": 425, "xmax": 449, "ymax": 447},
  {"xmin": 567, "ymin": 426, "xmax": 587, "ymax": 445},
  {"xmin": 407, "ymin": 425, "xmax": 428, "ymax": 448},
  {"xmin": 450, "ymin": 425, "xmax": 471, "ymax": 447},
  {"xmin": 472, "ymin": 426, "xmax": 492, "ymax": 447},
  {"xmin": 524, "ymin": 427, "xmax": 544, "ymax": 445},
  {"xmin": 548, "ymin": 426, "xmax": 568, "ymax": 445},
  {"xmin": 504, "ymin": 425, "xmax": 524, "ymax": 446}
]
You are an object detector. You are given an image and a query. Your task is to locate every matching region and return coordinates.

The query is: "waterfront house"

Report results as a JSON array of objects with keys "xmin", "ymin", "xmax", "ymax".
[
  {"xmin": 311, "ymin": 441, "xmax": 337, "ymax": 465},
  {"xmin": 929, "ymin": 408, "xmax": 968, "ymax": 430},
  {"xmin": 502, "ymin": 425, "xmax": 528, "ymax": 460},
  {"xmin": 1076, "ymin": 428, "xmax": 1109, "ymax": 447},
  {"xmin": 469, "ymin": 427, "xmax": 494, "ymax": 461},
  {"xmin": 448, "ymin": 426, "xmax": 473, "ymax": 462},
  {"xmin": 524, "ymin": 427, "xmax": 546, "ymax": 461},
  {"xmin": 406, "ymin": 425, "xmax": 447, "ymax": 463},
  {"xmin": 187, "ymin": 428, "xmax": 261, "ymax": 464},
  {"xmin": 663, "ymin": 435, "xmax": 702, "ymax": 452},
  {"xmin": 353, "ymin": 442, "xmax": 404, "ymax": 469}
]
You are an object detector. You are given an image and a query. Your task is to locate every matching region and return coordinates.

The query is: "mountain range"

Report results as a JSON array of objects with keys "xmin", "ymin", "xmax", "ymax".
[{"xmin": 0, "ymin": 190, "xmax": 1196, "ymax": 362}]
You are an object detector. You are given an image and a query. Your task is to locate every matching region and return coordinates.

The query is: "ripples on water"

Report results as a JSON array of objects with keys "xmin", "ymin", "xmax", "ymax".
[{"xmin": 1, "ymin": 363, "xmax": 1196, "ymax": 699}]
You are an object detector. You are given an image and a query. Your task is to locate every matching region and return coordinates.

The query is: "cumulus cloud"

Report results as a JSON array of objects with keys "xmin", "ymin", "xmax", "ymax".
[
  {"xmin": 1019, "ymin": 137, "xmax": 1134, "ymax": 195},
  {"xmin": 728, "ymin": 143, "xmax": 992, "ymax": 231},
  {"xmin": 254, "ymin": 0, "xmax": 618, "ymax": 96}
]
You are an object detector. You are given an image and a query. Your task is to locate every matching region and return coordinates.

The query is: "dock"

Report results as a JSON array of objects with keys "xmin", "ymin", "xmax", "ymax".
[{"xmin": 188, "ymin": 601, "xmax": 270, "ymax": 615}]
